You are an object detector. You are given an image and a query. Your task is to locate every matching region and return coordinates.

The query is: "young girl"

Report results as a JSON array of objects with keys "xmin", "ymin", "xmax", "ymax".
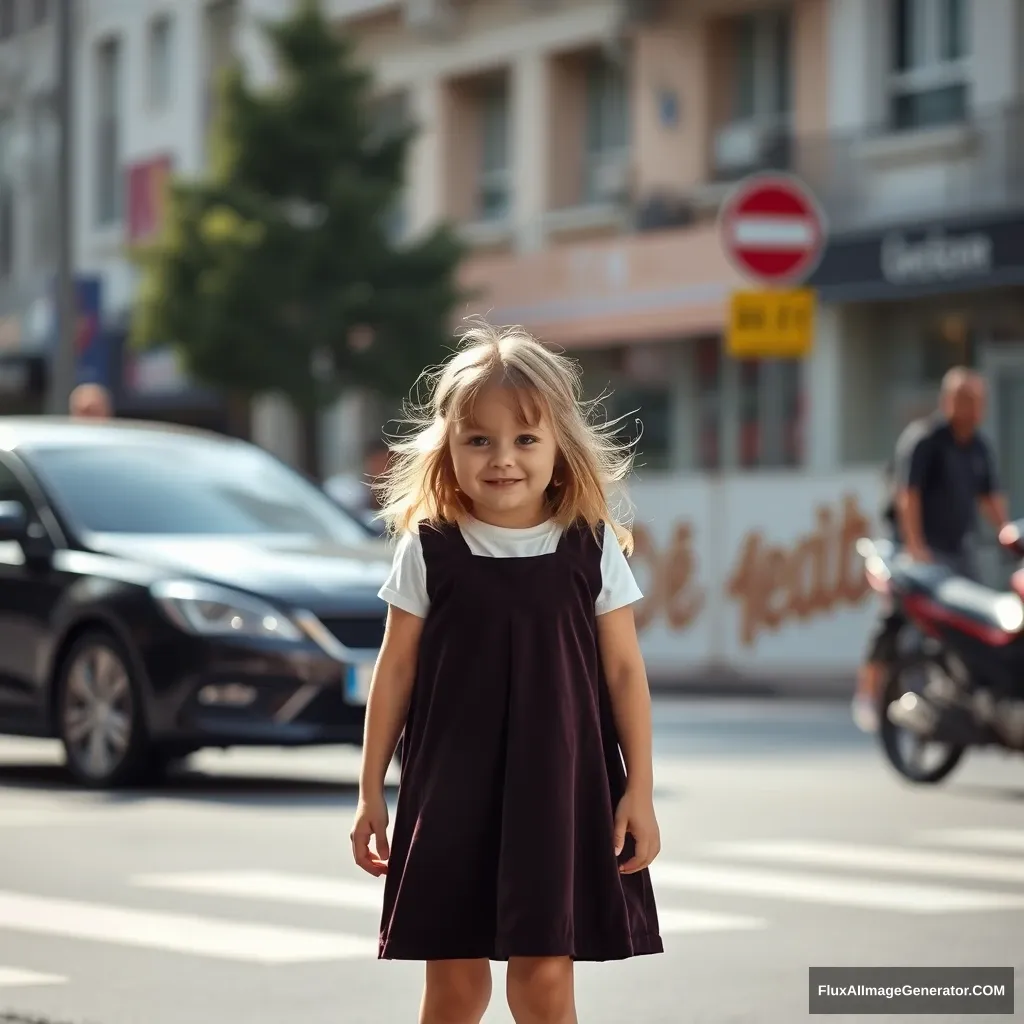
[{"xmin": 350, "ymin": 321, "xmax": 663, "ymax": 1024}]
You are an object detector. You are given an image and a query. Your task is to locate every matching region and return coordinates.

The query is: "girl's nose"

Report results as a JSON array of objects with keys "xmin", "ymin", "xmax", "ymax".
[{"xmin": 489, "ymin": 443, "xmax": 516, "ymax": 466}]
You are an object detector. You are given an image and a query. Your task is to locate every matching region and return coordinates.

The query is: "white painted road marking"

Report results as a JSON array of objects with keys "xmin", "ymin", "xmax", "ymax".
[
  {"xmin": 133, "ymin": 871, "xmax": 767, "ymax": 936},
  {"xmin": 0, "ymin": 890, "xmax": 374, "ymax": 963},
  {"xmin": 133, "ymin": 870, "xmax": 384, "ymax": 911},
  {"xmin": 0, "ymin": 966, "xmax": 66, "ymax": 987},
  {"xmin": 657, "ymin": 908, "xmax": 766, "ymax": 934},
  {"xmin": 649, "ymin": 861, "xmax": 1024, "ymax": 913},
  {"xmin": 708, "ymin": 839, "xmax": 1024, "ymax": 884},
  {"xmin": 918, "ymin": 828, "xmax": 1024, "ymax": 853}
]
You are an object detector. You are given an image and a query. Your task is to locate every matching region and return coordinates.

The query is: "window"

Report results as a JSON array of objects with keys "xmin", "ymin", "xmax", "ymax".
[
  {"xmin": 583, "ymin": 54, "xmax": 629, "ymax": 204},
  {"xmin": 737, "ymin": 359, "xmax": 803, "ymax": 468},
  {"xmin": 0, "ymin": 1, "xmax": 14, "ymax": 41},
  {"xmin": 26, "ymin": 443, "xmax": 369, "ymax": 542},
  {"xmin": 369, "ymin": 91, "xmax": 410, "ymax": 242},
  {"xmin": 731, "ymin": 9, "xmax": 792, "ymax": 123},
  {"xmin": 477, "ymin": 79, "xmax": 510, "ymax": 222},
  {"xmin": 694, "ymin": 337, "xmax": 722, "ymax": 470},
  {"xmin": 203, "ymin": 1, "xmax": 238, "ymax": 152},
  {"xmin": 890, "ymin": 0, "xmax": 969, "ymax": 130},
  {"xmin": 715, "ymin": 9, "xmax": 792, "ymax": 178},
  {"xmin": 610, "ymin": 386, "xmax": 672, "ymax": 472},
  {"xmin": 95, "ymin": 37, "xmax": 122, "ymax": 225},
  {"xmin": 686, "ymin": 340, "xmax": 803, "ymax": 471},
  {"xmin": 148, "ymin": 15, "xmax": 174, "ymax": 110}
]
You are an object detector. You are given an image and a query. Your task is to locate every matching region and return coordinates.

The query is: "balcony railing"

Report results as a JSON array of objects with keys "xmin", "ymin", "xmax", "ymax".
[{"xmin": 788, "ymin": 99, "xmax": 1024, "ymax": 233}]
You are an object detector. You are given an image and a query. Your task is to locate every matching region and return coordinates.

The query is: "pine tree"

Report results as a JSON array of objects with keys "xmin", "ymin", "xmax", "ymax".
[{"xmin": 131, "ymin": 0, "xmax": 467, "ymax": 475}]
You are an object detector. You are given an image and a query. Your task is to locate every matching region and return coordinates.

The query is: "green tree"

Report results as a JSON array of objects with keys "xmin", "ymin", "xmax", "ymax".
[{"xmin": 131, "ymin": 0, "xmax": 467, "ymax": 475}]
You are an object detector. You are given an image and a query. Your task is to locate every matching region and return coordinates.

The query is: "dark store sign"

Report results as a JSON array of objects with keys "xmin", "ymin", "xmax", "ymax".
[
  {"xmin": 880, "ymin": 229, "xmax": 993, "ymax": 286},
  {"xmin": 807, "ymin": 211, "xmax": 1024, "ymax": 301}
]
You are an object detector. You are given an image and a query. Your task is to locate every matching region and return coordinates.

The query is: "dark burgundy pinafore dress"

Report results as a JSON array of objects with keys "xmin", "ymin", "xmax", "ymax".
[{"xmin": 378, "ymin": 519, "xmax": 663, "ymax": 962}]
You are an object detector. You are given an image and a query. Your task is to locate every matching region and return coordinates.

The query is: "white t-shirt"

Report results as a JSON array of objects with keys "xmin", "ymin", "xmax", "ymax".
[{"xmin": 378, "ymin": 518, "xmax": 643, "ymax": 619}]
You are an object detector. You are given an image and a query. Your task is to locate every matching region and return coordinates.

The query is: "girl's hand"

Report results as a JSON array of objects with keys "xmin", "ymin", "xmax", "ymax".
[
  {"xmin": 350, "ymin": 794, "xmax": 390, "ymax": 876},
  {"xmin": 612, "ymin": 788, "xmax": 661, "ymax": 875}
]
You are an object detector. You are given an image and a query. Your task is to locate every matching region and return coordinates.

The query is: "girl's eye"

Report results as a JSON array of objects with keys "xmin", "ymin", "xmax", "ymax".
[
  {"xmin": 517, "ymin": 435, "xmax": 539, "ymax": 446},
  {"xmin": 468, "ymin": 436, "xmax": 489, "ymax": 446}
]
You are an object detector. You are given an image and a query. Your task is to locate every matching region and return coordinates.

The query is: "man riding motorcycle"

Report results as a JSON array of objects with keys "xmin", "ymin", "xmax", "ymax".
[{"xmin": 853, "ymin": 367, "xmax": 1011, "ymax": 732}]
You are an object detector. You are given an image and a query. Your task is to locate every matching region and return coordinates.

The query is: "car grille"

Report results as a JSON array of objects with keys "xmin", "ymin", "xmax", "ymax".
[{"xmin": 318, "ymin": 615, "xmax": 386, "ymax": 650}]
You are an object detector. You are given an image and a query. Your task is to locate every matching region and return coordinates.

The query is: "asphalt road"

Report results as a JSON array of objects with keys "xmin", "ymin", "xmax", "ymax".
[{"xmin": 0, "ymin": 697, "xmax": 1018, "ymax": 1024}]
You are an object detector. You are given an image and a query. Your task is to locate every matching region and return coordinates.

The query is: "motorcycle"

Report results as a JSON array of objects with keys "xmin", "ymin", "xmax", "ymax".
[{"xmin": 855, "ymin": 519, "xmax": 1024, "ymax": 784}]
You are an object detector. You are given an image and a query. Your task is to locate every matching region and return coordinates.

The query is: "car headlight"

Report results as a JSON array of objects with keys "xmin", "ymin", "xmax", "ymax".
[{"xmin": 150, "ymin": 580, "xmax": 303, "ymax": 641}]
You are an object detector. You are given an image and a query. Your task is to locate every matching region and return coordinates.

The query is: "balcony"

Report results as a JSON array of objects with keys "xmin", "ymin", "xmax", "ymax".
[
  {"xmin": 791, "ymin": 99, "xmax": 1024, "ymax": 234},
  {"xmin": 457, "ymin": 218, "xmax": 746, "ymax": 349}
]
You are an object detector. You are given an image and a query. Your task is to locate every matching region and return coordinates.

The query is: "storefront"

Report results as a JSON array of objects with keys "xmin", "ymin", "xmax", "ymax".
[{"xmin": 807, "ymin": 208, "xmax": 1024, "ymax": 520}]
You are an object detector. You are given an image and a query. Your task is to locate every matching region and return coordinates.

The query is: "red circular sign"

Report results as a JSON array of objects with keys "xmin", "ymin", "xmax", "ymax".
[{"xmin": 719, "ymin": 173, "xmax": 827, "ymax": 285}]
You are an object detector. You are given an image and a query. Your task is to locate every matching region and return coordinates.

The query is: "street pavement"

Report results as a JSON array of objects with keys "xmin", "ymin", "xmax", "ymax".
[{"xmin": 0, "ymin": 698, "xmax": 1018, "ymax": 1023}]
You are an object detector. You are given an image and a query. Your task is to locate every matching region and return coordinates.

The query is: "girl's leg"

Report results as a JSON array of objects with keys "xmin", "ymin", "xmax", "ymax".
[
  {"xmin": 506, "ymin": 956, "xmax": 577, "ymax": 1024},
  {"xmin": 420, "ymin": 958, "xmax": 492, "ymax": 1024}
]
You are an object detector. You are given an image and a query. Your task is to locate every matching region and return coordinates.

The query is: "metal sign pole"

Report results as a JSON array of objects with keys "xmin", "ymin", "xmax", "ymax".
[{"xmin": 47, "ymin": 0, "xmax": 76, "ymax": 415}]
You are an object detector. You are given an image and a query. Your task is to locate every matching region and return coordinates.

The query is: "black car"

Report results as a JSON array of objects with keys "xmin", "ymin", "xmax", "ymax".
[{"xmin": 0, "ymin": 417, "xmax": 392, "ymax": 787}]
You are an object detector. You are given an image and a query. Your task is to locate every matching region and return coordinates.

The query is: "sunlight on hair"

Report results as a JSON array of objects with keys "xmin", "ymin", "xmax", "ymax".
[{"xmin": 373, "ymin": 318, "xmax": 640, "ymax": 553}]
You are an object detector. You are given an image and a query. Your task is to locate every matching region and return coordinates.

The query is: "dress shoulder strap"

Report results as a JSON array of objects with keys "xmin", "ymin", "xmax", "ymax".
[{"xmin": 417, "ymin": 519, "xmax": 471, "ymax": 603}]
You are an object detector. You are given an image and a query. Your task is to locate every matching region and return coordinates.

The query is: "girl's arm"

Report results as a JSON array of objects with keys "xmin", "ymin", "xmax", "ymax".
[
  {"xmin": 351, "ymin": 605, "xmax": 423, "ymax": 875},
  {"xmin": 597, "ymin": 605, "xmax": 660, "ymax": 873},
  {"xmin": 359, "ymin": 605, "xmax": 423, "ymax": 796}
]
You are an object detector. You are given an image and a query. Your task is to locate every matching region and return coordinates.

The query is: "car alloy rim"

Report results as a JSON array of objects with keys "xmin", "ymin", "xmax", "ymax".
[{"xmin": 63, "ymin": 645, "xmax": 132, "ymax": 779}]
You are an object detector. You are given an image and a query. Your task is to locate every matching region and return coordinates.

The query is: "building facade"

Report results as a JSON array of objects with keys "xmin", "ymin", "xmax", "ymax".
[{"xmin": 1, "ymin": 0, "xmax": 1018, "ymax": 686}]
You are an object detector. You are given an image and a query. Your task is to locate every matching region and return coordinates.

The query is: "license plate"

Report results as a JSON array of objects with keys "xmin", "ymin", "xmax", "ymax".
[{"xmin": 345, "ymin": 662, "xmax": 374, "ymax": 705}]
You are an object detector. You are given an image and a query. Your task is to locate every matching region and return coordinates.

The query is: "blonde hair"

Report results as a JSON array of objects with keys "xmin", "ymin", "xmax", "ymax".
[{"xmin": 375, "ymin": 320, "xmax": 637, "ymax": 553}]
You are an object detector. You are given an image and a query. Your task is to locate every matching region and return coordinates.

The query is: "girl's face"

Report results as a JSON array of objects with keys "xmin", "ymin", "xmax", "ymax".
[{"xmin": 449, "ymin": 384, "xmax": 557, "ymax": 528}]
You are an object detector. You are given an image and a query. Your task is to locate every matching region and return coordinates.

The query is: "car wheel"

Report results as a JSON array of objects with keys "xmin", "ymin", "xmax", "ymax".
[{"xmin": 57, "ymin": 631, "xmax": 157, "ymax": 788}]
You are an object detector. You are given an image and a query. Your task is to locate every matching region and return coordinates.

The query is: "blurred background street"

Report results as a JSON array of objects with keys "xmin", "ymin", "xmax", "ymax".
[
  {"xmin": 0, "ymin": 0, "xmax": 1022, "ymax": 1020},
  {"xmin": 0, "ymin": 698, "xmax": 1018, "ymax": 1023}
]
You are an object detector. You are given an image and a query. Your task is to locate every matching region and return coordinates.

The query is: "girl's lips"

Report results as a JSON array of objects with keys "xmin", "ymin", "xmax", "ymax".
[{"xmin": 484, "ymin": 479, "xmax": 523, "ymax": 485}]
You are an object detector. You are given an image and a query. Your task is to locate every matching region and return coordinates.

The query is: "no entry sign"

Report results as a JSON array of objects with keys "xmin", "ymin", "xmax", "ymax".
[{"xmin": 719, "ymin": 173, "xmax": 826, "ymax": 285}]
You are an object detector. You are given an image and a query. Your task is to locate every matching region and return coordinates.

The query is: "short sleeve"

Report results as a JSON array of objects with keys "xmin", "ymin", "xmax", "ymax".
[
  {"xmin": 977, "ymin": 438, "xmax": 999, "ymax": 496},
  {"xmin": 894, "ymin": 427, "xmax": 932, "ymax": 491},
  {"xmin": 596, "ymin": 522, "xmax": 644, "ymax": 616},
  {"xmin": 377, "ymin": 529, "xmax": 429, "ymax": 618}
]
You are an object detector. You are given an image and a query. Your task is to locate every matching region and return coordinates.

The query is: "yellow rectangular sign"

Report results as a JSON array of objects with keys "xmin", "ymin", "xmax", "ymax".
[{"xmin": 726, "ymin": 288, "xmax": 815, "ymax": 359}]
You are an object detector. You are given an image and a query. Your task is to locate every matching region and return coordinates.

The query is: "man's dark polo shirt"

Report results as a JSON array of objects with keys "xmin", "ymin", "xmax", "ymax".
[{"xmin": 893, "ymin": 413, "xmax": 998, "ymax": 556}]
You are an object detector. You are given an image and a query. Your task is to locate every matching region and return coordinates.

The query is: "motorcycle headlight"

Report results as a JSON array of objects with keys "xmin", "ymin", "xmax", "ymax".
[{"xmin": 150, "ymin": 580, "xmax": 303, "ymax": 641}]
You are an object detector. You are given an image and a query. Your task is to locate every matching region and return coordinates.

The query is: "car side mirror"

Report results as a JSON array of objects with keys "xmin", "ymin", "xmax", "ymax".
[{"xmin": 0, "ymin": 501, "xmax": 27, "ymax": 542}]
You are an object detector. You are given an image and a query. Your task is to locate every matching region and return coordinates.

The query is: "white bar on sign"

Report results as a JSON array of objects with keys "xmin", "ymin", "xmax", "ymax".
[
  {"xmin": 0, "ymin": 966, "xmax": 67, "ymax": 987},
  {"xmin": 648, "ymin": 861, "xmax": 1024, "ymax": 913},
  {"xmin": 0, "ymin": 890, "xmax": 374, "ymax": 963},
  {"xmin": 919, "ymin": 829, "xmax": 1024, "ymax": 853},
  {"xmin": 133, "ymin": 871, "xmax": 383, "ymax": 911},
  {"xmin": 657, "ymin": 908, "xmax": 766, "ymax": 934},
  {"xmin": 729, "ymin": 216, "xmax": 815, "ymax": 249}
]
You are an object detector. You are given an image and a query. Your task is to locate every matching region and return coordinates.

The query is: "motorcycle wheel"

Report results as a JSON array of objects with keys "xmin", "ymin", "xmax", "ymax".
[{"xmin": 878, "ymin": 657, "xmax": 967, "ymax": 785}]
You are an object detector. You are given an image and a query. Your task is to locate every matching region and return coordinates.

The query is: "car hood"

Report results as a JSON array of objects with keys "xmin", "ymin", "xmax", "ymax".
[{"xmin": 85, "ymin": 532, "xmax": 394, "ymax": 614}]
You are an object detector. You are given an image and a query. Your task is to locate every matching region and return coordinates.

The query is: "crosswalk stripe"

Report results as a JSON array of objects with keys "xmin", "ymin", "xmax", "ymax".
[
  {"xmin": 657, "ymin": 909, "xmax": 766, "ymax": 933},
  {"xmin": 648, "ymin": 861, "xmax": 1024, "ymax": 913},
  {"xmin": 132, "ymin": 871, "xmax": 383, "ymax": 911},
  {"xmin": 706, "ymin": 839, "xmax": 1024, "ymax": 884},
  {"xmin": 132, "ymin": 871, "xmax": 766, "ymax": 935},
  {"xmin": 0, "ymin": 890, "xmax": 374, "ymax": 963},
  {"xmin": 917, "ymin": 829, "xmax": 1024, "ymax": 853},
  {"xmin": 0, "ymin": 966, "xmax": 67, "ymax": 987}
]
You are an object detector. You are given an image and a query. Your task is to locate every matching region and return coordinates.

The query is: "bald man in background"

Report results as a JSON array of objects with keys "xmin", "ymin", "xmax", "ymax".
[
  {"xmin": 68, "ymin": 383, "xmax": 112, "ymax": 420},
  {"xmin": 853, "ymin": 367, "xmax": 1010, "ymax": 732}
]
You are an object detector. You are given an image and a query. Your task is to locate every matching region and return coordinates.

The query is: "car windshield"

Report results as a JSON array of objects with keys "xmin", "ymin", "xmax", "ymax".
[{"xmin": 25, "ymin": 440, "xmax": 371, "ymax": 543}]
